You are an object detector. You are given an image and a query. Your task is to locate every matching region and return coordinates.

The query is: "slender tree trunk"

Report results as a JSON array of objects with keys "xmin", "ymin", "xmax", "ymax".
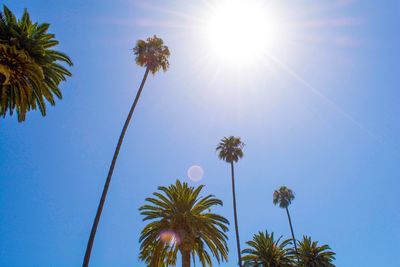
[
  {"xmin": 82, "ymin": 67, "xmax": 150, "ymax": 267},
  {"xmin": 285, "ymin": 207, "xmax": 298, "ymax": 256},
  {"xmin": 182, "ymin": 250, "xmax": 191, "ymax": 267},
  {"xmin": 230, "ymin": 162, "xmax": 242, "ymax": 267}
]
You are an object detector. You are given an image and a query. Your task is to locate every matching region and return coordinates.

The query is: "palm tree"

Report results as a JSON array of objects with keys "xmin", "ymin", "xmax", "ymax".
[
  {"xmin": 0, "ymin": 5, "xmax": 73, "ymax": 121},
  {"xmin": 139, "ymin": 180, "xmax": 229, "ymax": 267},
  {"xmin": 216, "ymin": 136, "xmax": 245, "ymax": 267},
  {"xmin": 296, "ymin": 236, "xmax": 335, "ymax": 267},
  {"xmin": 273, "ymin": 186, "xmax": 298, "ymax": 256},
  {"xmin": 241, "ymin": 231, "xmax": 294, "ymax": 267},
  {"xmin": 83, "ymin": 35, "xmax": 170, "ymax": 267}
]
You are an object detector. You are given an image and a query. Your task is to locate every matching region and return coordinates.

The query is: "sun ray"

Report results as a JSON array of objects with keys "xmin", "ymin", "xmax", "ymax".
[{"xmin": 263, "ymin": 52, "xmax": 384, "ymax": 143}]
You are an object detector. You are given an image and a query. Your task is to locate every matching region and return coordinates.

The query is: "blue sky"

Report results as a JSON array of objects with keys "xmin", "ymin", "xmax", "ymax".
[{"xmin": 1, "ymin": 0, "xmax": 399, "ymax": 266}]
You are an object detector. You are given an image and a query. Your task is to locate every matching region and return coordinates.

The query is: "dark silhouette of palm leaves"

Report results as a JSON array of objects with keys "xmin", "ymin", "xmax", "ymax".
[
  {"xmin": 242, "ymin": 231, "xmax": 294, "ymax": 267},
  {"xmin": 296, "ymin": 236, "xmax": 336, "ymax": 267},
  {"xmin": 273, "ymin": 186, "xmax": 294, "ymax": 209},
  {"xmin": 217, "ymin": 136, "xmax": 244, "ymax": 163},
  {"xmin": 139, "ymin": 180, "xmax": 229, "ymax": 267},
  {"xmin": 0, "ymin": 5, "xmax": 72, "ymax": 121}
]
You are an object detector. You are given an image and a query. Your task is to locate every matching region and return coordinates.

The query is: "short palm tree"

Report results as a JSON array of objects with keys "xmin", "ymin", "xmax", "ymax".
[
  {"xmin": 241, "ymin": 231, "xmax": 294, "ymax": 267},
  {"xmin": 296, "ymin": 236, "xmax": 336, "ymax": 267},
  {"xmin": 139, "ymin": 180, "xmax": 229, "ymax": 267},
  {"xmin": 216, "ymin": 136, "xmax": 244, "ymax": 267},
  {"xmin": 273, "ymin": 186, "xmax": 298, "ymax": 256},
  {"xmin": 83, "ymin": 35, "xmax": 170, "ymax": 267},
  {"xmin": 0, "ymin": 5, "xmax": 73, "ymax": 121}
]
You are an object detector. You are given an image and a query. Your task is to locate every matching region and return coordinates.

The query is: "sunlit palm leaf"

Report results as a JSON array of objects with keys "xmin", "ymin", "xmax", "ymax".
[
  {"xmin": 0, "ymin": 5, "xmax": 72, "ymax": 121},
  {"xmin": 242, "ymin": 231, "xmax": 295, "ymax": 267},
  {"xmin": 296, "ymin": 236, "xmax": 336, "ymax": 267},
  {"xmin": 133, "ymin": 35, "xmax": 170, "ymax": 75}
]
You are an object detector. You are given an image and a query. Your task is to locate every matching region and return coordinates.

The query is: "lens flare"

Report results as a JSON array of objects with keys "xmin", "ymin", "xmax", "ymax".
[
  {"xmin": 159, "ymin": 230, "xmax": 180, "ymax": 246},
  {"xmin": 187, "ymin": 165, "xmax": 204, "ymax": 182}
]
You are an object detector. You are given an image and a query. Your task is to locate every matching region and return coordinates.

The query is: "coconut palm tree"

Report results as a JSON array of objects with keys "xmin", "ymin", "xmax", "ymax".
[
  {"xmin": 216, "ymin": 136, "xmax": 244, "ymax": 267},
  {"xmin": 273, "ymin": 186, "xmax": 298, "ymax": 256},
  {"xmin": 0, "ymin": 5, "xmax": 73, "ymax": 121},
  {"xmin": 139, "ymin": 180, "xmax": 229, "ymax": 267},
  {"xmin": 241, "ymin": 231, "xmax": 294, "ymax": 267},
  {"xmin": 296, "ymin": 236, "xmax": 335, "ymax": 267},
  {"xmin": 83, "ymin": 35, "xmax": 170, "ymax": 267}
]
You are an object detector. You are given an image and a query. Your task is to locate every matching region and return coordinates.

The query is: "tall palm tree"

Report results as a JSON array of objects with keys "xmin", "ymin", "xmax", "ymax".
[
  {"xmin": 273, "ymin": 186, "xmax": 298, "ymax": 256},
  {"xmin": 296, "ymin": 236, "xmax": 336, "ymax": 267},
  {"xmin": 216, "ymin": 136, "xmax": 244, "ymax": 267},
  {"xmin": 0, "ymin": 5, "xmax": 73, "ymax": 121},
  {"xmin": 139, "ymin": 180, "xmax": 230, "ymax": 267},
  {"xmin": 241, "ymin": 231, "xmax": 294, "ymax": 267},
  {"xmin": 83, "ymin": 35, "xmax": 170, "ymax": 267}
]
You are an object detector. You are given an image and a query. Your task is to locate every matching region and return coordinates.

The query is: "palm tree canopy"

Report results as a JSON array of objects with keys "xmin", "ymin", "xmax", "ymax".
[
  {"xmin": 242, "ymin": 231, "xmax": 294, "ymax": 267},
  {"xmin": 139, "ymin": 180, "xmax": 229, "ymax": 267},
  {"xmin": 0, "ymin": 5, "xmax": 72, "ymax": 121},
  {"xmin": 273, "ymin": 186, "xmax": 295, "ymax": 209},
  {"xmin": 133, "ymin": 35, "xmax": 170, "ymax": 74},
  {"xmin": 297, "ymin": 236, "xmax": 336, "ymax": 267},
  {"xmin": 216, "ymin": 136, "xmax": 244, "ymax": 163}
]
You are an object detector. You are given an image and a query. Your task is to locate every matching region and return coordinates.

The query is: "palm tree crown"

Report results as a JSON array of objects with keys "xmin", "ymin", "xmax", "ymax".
[
  {"xmin": 133, "ymin": 35, "xmax": 170, "ymax": 74},
  {"xmin": 216, "ymin": 136, "xmax": 244, "ymax": 163},
  {"xmin": 273, "ymin": 186, "xmax": 295, "ymax": 209},
  {"xmin": 139, "ymin": 180, "xmax": 229, "ymax": 267},
  {"xmin": 0, "ymin": 5, "xmax": 72, "ymax": 121},
  {"xmin": 242, "ymin": 231, "xmax": 294, "ymax": 267},
  {"xmin": 296, "ymin": 236, "xmax": 336, "ymax": 267}
]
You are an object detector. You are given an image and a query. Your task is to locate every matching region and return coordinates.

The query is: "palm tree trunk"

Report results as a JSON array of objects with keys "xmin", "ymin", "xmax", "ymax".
[
  {"xmin": 82, "ymin": 67, "xmax": 150, "ymax": 267},
  {"xmin": 285, "ymin": 207, "xmax": 298, "ymax": 256},
  {"xmin": 230, "ymin": 162, "xmax": 242, "ymax": 267},
  {"xmin": 182, "ymin": 250, "xmax": 191, "ymax": 267}
]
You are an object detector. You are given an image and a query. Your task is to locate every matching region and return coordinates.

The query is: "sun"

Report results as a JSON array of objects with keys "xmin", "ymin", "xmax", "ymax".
[{"xmin": 203, "ymin": 0, "xmax": 281, "ymax": 64}]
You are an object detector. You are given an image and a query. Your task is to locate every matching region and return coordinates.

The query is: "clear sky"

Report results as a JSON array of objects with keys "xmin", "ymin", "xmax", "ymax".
[{"xmin": 1, "ymin": 0, "xmax": 399, "ymax": 266}]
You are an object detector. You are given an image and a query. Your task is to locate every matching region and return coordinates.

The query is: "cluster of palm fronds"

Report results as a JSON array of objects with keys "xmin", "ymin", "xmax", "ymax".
[
  {"xmin": 242, "ymin": 232, "xmax": 335, "ymax": 267},
  {"xmin": 139, "ymin": 180, "xmax": 336, "ymax": 267},
  {"xmin": 0, "ymin": 5, "xmax": 72, "ymax": 121}
]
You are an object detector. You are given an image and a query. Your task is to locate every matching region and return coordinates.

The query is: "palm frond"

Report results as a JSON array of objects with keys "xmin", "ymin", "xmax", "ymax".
[
  {"xmin": 0, "ymin": 5, "xmax": 72, "ymax": 121},
  {"xmin": 216, "ymin": 136, "xmax": 245, "ymax": 163}
]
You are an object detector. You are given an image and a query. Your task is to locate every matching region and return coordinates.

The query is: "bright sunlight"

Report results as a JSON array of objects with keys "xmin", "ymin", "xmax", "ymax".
[{"xmin": 203, "ymin": 0, "xmax": 282, "ymax": 64}]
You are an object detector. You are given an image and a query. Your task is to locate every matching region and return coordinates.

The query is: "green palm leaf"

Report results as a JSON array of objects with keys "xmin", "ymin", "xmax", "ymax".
[
  {"xmin": 242, "ymin": 231, "xmax": 295, "ymax": 267},
  {"xmin": 0, "ymin": 5, "xmax": 72, "ymax": 121},
  {"xmin": 296, "ymin": 236, "xmax": 336, "ymax": 267}
]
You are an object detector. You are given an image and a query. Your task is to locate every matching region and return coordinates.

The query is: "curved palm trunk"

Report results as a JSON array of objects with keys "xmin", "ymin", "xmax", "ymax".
[
  {"xmin": 182, "ymin": 250, "xmax": 191, "ymax": 267},
  {"xmin": 285, "ymin": 207, "xmax": 298, "ymax": 256},
  {"xmin": 82, "ymin": 67, "xmax": 150, "ymax": 267},
  {"xmin": 230, "ymin": 162, "xmax": 242, "ymax": 267}
]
